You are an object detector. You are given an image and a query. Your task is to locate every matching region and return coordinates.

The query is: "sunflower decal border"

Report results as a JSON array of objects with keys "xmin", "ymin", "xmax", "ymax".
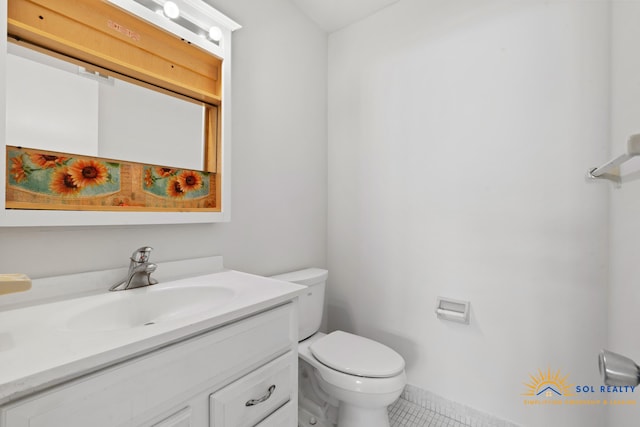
[
  {"xmin": 142, "ymin": 166, "xmax": 210, "ymax": 200},
  {"xmin": 6, "ymin": 146, "xmax": 217, "ymax": 211}
]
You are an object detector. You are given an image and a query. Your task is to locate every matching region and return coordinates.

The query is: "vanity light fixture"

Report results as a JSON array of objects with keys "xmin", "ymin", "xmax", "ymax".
[
  {"xmin": 163, "ymin": 1, "xmax": 180, "ymax": 19},
  {"xmin": 208, "ymin": 26, "xmax": 222, "ymax": 42},
  {"xmin": 107, "ymin": 0, "xmax": 241, "ymax": 56}
]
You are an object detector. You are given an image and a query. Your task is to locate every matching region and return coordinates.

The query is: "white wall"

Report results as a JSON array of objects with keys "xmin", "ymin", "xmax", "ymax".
[
  {"xmin": 0, "ymin": 0, "xmax": 327, "ymax": 279},
  {"xmin": 608, "ymin": 2, "xmax": 640, "ymax": 427},
  {"xmin": 327, "ymin": 1, "xmax": 610, "ymax": 426}
]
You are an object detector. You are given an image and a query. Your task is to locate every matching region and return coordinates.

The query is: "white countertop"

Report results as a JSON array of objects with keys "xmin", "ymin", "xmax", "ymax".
[{"xmin": 0, "ymin": 270, "xmax": 305, "ymax": 405}]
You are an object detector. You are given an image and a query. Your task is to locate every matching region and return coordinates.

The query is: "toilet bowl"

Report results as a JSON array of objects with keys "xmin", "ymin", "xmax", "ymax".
[
  {"xmin": 300, "ymin": 331, "xmax": 406, "ymax": 427},
  {"xmin": 271, "ymin": 268, "xmax": 406, "ymax": 427}
]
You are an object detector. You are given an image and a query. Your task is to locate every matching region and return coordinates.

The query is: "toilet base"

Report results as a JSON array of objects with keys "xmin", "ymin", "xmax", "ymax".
[
  {"xmin": 338, "ymin": 404, "xmax": 390, "ymax": 427},
  {"xmin": 298, "ymin": 406, "xmax": 335, "ymax": 427}
]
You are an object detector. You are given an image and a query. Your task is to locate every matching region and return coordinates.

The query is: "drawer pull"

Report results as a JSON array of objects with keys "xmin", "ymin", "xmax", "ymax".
[{"xmin": 245, "ymin": 385, "xmax": 276, "ymax": 406}]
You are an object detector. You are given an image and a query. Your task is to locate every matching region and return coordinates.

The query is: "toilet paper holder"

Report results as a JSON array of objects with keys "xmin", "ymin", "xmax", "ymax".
[{"xmin": 435, "ymin": 297, "xmax": 470, "ymax": 324}]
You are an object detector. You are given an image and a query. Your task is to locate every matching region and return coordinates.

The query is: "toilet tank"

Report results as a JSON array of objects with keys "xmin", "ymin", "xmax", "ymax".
[{"xmin": 270, "ymin": 268, "xmax": 328, "ymax": 341}]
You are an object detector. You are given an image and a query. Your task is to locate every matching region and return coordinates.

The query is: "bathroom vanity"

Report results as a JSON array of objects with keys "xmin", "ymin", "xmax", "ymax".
[{"xmin": 0, "ymin": 263, "xmax": 304, "ymax": 427}]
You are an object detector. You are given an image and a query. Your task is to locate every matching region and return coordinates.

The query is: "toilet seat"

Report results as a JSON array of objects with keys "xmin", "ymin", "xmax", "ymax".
[
  {"xmin": 310, "ymin": 331, "xmax": 405, "ymax": 378},
  {"xmin": 299, "ymin": 333, "xmax": 406, "ymax": 396}
]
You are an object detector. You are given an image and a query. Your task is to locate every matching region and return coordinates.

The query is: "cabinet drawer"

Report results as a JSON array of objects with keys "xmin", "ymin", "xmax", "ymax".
[
  {"xmin": 210, "ymin": 351, "xmax": 296, "ymax": 427},
  {"xmin": 254, "ymin": 401, "xmax": 295, "ymax": 427}
]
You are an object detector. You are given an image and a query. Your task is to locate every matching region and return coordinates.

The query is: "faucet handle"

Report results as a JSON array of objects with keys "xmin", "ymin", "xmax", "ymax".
[{"xmin": 130, "ymin": 246, "xmax": 153, "ymax": 263}]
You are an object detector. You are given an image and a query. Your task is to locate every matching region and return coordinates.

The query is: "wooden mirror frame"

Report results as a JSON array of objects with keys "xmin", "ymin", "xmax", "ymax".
[{"xmin": 0, "ymin": 0, "xmax": 239, "ymax": 226}]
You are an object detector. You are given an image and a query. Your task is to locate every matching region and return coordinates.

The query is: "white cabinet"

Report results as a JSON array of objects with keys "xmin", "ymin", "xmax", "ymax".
[
  {"xmin": 0, "ymin": 303, "xmax": 297, "ymax": 427},
  {"xmin": 152, "ymin": 407, "xmax": 193, "ymax": 427}
]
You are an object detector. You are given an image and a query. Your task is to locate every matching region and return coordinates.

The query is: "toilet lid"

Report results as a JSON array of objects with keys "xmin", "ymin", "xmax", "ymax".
[{"xmin": 309, "ymin": 331, "xmax": 405, "ymax": 378}]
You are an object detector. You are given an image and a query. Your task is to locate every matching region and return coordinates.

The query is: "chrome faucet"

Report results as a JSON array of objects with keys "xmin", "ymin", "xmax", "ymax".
[
  {"xmin": 599, "ymin": 349, "xmax": 640, "ymax": 386},
  {"xmin": 109, "ymin": 246, "xmax": 158, "ymax": 291}
]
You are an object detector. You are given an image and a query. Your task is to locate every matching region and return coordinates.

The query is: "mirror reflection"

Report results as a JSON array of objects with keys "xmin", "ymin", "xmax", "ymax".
[{"xmin": 6, "ymin": 41, "xmax": 206, "ymax": 171}]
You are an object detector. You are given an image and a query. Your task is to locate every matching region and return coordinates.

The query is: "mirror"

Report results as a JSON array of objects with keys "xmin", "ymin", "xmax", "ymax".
[{"xmin": 6, "ymin": 41, "xmax": 206, "ymax": 171}]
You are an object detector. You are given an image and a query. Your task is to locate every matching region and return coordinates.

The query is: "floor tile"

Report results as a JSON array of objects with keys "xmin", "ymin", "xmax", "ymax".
[{"xmin": 389, "ymin": 397, "xmax": 472, "ymax": 427}]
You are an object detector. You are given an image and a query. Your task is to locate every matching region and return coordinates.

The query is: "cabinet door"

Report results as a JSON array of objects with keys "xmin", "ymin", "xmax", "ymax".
[{"xmin": 152, "ymin": 407, "xmax": 192, "ymax": 427}]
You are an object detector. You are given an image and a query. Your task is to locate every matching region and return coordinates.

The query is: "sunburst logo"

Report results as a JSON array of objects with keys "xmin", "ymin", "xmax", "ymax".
[{"xmin": 523, "ymin": 368, "xmax": 575, "ymax": 398}]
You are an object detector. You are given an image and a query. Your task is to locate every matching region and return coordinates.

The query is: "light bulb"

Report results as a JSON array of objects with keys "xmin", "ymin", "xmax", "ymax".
[
  {"xmin": 163, "ymin": 1, "xmax": 180, "ymax": 19},
  {"xmin": 208, "ymin": 26, "xmax": 222, "ymax": 42}
]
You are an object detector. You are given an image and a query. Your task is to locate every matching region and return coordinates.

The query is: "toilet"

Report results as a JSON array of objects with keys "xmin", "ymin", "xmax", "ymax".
[{"xmin": 271, "ymin": 268, "xmax": 406, "ymax": 427}]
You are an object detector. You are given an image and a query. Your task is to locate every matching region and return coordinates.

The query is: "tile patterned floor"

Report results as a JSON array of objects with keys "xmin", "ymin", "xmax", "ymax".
[
  {"xmin": 299, "ymin": 384, "xmax": 515, "ymax": 427},
  {"xmin": 389, "ymin": 397, "xmax": 471, "ymax": 427}
]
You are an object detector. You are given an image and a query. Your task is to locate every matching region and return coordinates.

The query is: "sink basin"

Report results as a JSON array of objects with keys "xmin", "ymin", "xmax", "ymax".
[{"xmin": 64, "ymin": 286, "xmax": 236, "ymax": 331}]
